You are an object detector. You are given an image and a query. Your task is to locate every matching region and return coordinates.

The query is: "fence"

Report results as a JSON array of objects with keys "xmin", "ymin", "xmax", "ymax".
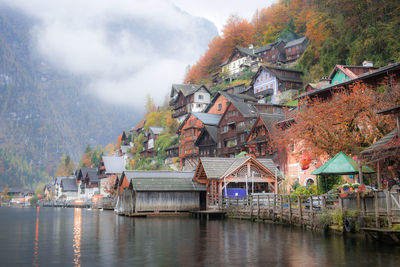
[{"xmin": 218, "ymin": 190, "xmax": 400, "ymax": 228}]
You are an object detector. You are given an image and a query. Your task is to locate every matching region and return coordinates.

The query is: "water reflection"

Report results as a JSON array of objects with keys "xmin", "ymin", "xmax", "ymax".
[
  {"xmin": 33, "ymin": 207, "xmax": 39, "ymax": 267},
  {"xmin": 73, "ymin": 208, "xmax": 82, "ymax": 267}
]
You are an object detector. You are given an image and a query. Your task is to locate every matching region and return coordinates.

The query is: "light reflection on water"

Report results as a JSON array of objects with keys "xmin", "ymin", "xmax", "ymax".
[
  {"xmin": 0, "ymin": 208, "xmax": 399, "ymax": 266},
  {"xmin": 73, "ymin": 208, "xmax": 82, "ymax": 267},
  {"xmin": 33, "ymin": 206, "xmax": 39, "ymax": 267}
]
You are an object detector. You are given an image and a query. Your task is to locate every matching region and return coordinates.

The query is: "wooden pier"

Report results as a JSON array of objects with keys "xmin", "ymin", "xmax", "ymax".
[{"xmin": 190, "ymin": 210, "xmax": 226, "ymax": 220}]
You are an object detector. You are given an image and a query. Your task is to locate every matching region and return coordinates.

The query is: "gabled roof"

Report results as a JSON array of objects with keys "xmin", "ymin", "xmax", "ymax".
[
  {"xmin": 149, "ymin": 126, "xmax": 164, "ymax": 135},
  {"xmin": 236, "ymin": 46, "xmax": 256, "ymax": 57},
  {"xmin": 312, "ymin": 152, "xmax": 375, "ymax": 175},
  {"xmin": 102, "ymin": 156, "xmax": 125, "ymax": 174},
  {"xmin": 228, "ymin": 100, "xmax": 259, "ymax": 118},
  {"xmin": 360, "ymin": 129, "xmax": 398, "ymax": 157},
  {"xmin": 192, "ymin": 112, "xmax": 222, "ymax": 126},
  {"xmin": 76, "ymin": 168, "xmax": 97, "ymax": 180},
  {"xmin": 254, "ymin": 43, "xmax": 273, "ymax": 54},
  {"xmin": 55, "ymin": 176, "xmax": 74, "ymax": 185},
  {"xmin": 123, "ymin": 170, "xmax": 194, "ymax": 180},
  {"xmin": 61, "ymin": 178, "xmax": 78, "ymax": 192},
  {"xmin": 195, "ymin": 125, "xmax": 219, "ymax": 146},
  {"xmin": 258, "ymin": 113, "xmax": 285, "ymax": 133},
  {"xmin": 86, "ymin": 169, "xmax": 99, "ymax": 183},
  {"xmin": 284, "ymin": 36, "xmax": 307, "ymax": 48},
  {"xmin": 171, "ymin": 84, "xmax": 210, "ymax": 97},
  {"xmin": 197, "ymin": 156, "xmax": 281, "ymax": 179},
  {"xmin": 130, "ymin": 176, "xmax": 205, "ymax": 192},
  {"xmin": 250, "ymin": 65, "xmax": 303, "ymax": 86},
  {"xmin": 298, "ymin": 62, "xmax": 400, "ymax": 99},
  {"xmin": 177, "ymin": 112, "xmax": 222, "ymax": 132}
]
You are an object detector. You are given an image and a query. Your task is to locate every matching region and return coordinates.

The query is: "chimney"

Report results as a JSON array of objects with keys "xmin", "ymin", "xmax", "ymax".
[
  {"xmin": 362, "ymin": 60, "xmax": 373, "ymax": 67},
  {"xmin": 249, "ymin": 44, "xmax": 254, "ymax": 50}
]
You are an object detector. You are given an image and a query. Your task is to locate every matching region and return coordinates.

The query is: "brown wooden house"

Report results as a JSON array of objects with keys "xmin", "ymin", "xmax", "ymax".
[
  {"xmin": 246, "ymin": 113, "xmax": 284, "ymax": 158},
  {"xmin": 170, "ymin": 84, "xmax": 211, "ymax": 123},
  {"xmin": 217, "ymin": 100, "xmax": 259, "ymax": 157},
  {"xmin": 193, "ymin": 156, "xmax": 281, "ymax": 208},
  {"xmin": 177, "ymin": 112, "xmax": 222, "ymax": 169},
  {"xmin": 141, "ymin": 126, "xmax": 164, "ymax": 158},
  {"xmin": 254, "ymin": 40, "xmax": 286, "ymax": 64},
  {"xmin": 195, "ymin": 125, "xmax": 219, "ymax": 157},
  {"xmin": 284, "ymin": 37, "xmax": 308, "ymax": 63}
]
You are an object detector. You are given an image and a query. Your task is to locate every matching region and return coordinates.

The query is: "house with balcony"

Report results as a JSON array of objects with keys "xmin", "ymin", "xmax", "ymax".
[
  {"xmin": 246, "ymin": 113, "xmax": 285, "ymax": 158},
  {"xmin": 170, "ymin": 84, "xmax": 211, "ymax": 123},
  {"xmin": 177, "ymin": 112, "xmax": 222, "ymax": 170},
  {"xmin": 254, "ymin": 40, "xmax": 287, "ymax": 65},
  {"xmin": 217, "ymin": 100, "xmax": 259, "ymax": 157},
  {"xmin": 251, "ymin": 65, "xmax": 303, "ymax": 104},
  {"xmin": 220, "ymin": 46, "xmax": 262, "ymax": 79}
]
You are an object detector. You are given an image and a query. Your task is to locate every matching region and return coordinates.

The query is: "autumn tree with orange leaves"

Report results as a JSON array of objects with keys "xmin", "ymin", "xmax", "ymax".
[{"xmin": 274, "ymin": 81, "xmax": 400, "ymax": 161}]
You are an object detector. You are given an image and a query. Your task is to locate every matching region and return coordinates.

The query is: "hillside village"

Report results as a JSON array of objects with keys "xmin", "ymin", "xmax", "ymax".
[{"xmin": 2, "ymin": 33, "xmax": 399, "ymax": 211}]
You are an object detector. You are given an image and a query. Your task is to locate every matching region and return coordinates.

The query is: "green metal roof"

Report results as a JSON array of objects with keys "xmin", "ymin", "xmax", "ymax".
[{"xmin": 311, "ymin": 152, "xmax": 375, "ymax": 175}]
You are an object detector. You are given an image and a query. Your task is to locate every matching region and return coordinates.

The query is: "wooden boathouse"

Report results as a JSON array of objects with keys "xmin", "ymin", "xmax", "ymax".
[
  {"xmin": 115, "ymin": 171, "xmax": 206, "ymax": 215},
  {"xmin": 193, "ymin": 156, "xmax": 281, "ymax": 209}
]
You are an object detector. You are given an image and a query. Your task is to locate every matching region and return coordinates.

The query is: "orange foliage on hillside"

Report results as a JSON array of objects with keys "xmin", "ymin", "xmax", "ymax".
[{"xmin": 184, "ymin": 0, "xmax": 320, "ymax": 84}]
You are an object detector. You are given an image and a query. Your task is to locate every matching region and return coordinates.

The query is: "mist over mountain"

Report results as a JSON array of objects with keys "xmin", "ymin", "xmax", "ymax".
[{"xmin": 0, "ymin": 3, "xmax": 217, "ymax": 185}]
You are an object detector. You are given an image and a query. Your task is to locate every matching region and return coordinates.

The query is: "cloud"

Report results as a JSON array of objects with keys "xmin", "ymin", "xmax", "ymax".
[
  {"xmin": 170, "ymin": 0, "xmax": 277, "ymax": 33},
  {"xmin": 2, "ymin": 0, "xmax": 218, "ymax": 107}
]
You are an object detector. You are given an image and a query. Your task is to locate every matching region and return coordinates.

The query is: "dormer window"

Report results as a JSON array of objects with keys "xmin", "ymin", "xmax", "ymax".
[{"xmin": 198, "ymin": 94, "xmax": 204, "ymax": 100}]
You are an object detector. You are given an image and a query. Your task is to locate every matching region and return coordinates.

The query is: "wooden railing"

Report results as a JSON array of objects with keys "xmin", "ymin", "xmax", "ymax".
[{"xmin": 216, "ymin": 190, "xmax": 400, "ymax": 228}]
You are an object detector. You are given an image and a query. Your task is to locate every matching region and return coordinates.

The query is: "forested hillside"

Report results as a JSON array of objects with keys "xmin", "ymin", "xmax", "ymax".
[
  {"xmin": 0, "ymin": 148, "xmax": 50, "ymax": 188},
  {"xmin": 185, "ymin": 0, "xmax": 400, "ymax": 84},
  {"xmin": 0, "ymin": 6, "xmax": 135, "ymax": 185}
]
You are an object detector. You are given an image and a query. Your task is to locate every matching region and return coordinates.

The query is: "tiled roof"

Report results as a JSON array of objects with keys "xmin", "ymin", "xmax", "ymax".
[
  {"xmin": 360, "ymin": 130, "xmax": 398, "ymax": 156},
  {"xmin": 230, "ymin": 100, "xmax": 259, "ymax": 118},
  {"xmin": 149, "ymin": 126, "xmax": 164, "ymax": 135},
  {"xmin": 259, "ymin": 113, "xmax": 285, "ymax": 132},
  {"xmin": 123, "ymin": 170, "xmax": 194, "ymax": 180},
  {"xmin": 55, "ymin": 176, "xmax": 74, "ymax": 185},
  {"xmin": 131, "ymin": 177, "xmax": 205, "ymax": 192},
  {"xmin": 199, "ymin": 157, "xmax": 281, "ymax": 179},
  {"xmin": 192, "ymin": 112, "xmax": 222, "ymax": 126},
  {"xmin": 87, "ymin": 170, "xmax": 99, "ymax": 183},
  {"xmin": 284, "ymin": 37, "xmax": 307, "ymax": 48},
  {"xmin": 203, "ymin": 125, "xmax": 218, "ymax": 143},
  {"xmin": 61, "ymin": 178, "xmax": 78, "ymax": 192},
  {"xmin": 172, "ymin": 84, "xmax": 208, "ymax": 97},
  {"xmin": 102, "ymin": 156, "xmax": 125, "ymax": 174},
  {"xmin": 299, "ymin": 62, "xmax": 400, "ymax": 99}
]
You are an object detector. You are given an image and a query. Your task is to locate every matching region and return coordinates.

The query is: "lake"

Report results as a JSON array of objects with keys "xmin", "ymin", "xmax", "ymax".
[{"xmin": 0, "ymin": 207, "xmax": 399, "ymax": 266}]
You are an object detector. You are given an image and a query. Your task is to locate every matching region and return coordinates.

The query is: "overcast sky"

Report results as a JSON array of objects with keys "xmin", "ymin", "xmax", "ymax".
[
  {"xmin": 2, "ymin": 0, "xmax": 275, "ymax": 109},
  {"xmin": 172, "ymin": 0, "xmax": 276, "ymax": 33}
]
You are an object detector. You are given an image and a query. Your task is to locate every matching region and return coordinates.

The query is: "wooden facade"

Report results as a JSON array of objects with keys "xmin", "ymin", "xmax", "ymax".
[
  {"xmin": 284, "ymin": 37, "xmax": 308, "ymax": 62},
  {"xmin": 115, "ymin": 171, "xmax": 206, "ymax": 214},
  {"xmin": 217, "ymin": 101, "xmax": 258, "ymax": 157},
  {"xmin": 178, "ymin": 113, "xmax": 221, "ymax": 169},
  {"xmin": 246, "ymin": 113, "xmax": 284, "ymax": 158},
  {"xmin": 193, "ymin": 157, "xmax": 281, "ymax": 208},
  {"xmin": 195, "ymin": 126, "xmax": 218, "ymax": 157}
]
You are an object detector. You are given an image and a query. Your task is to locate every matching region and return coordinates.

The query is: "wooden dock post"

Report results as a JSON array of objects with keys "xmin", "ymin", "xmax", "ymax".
[
  {"xmin": 273, "ymin": 194, "xmax": 276, "ymax": 221},
  {"xmin": 310, "ymin": 196, "xmax": 314, "ymax": 228},
  {"xmin": 257, "ymin": 195, "xmax": 260, "ymax": 220},
  {"xmin": 357, "ymin": 192, "xmax": 361, "ymax": 215},
  {"xmin": 298, "ymin": 196, "xmax": 302, "ymax": 226},
  {"xmin": 280, "ymin": 195, "xmax": 283, "ymax": 222},
  {"xmin": 322, "ymin": 195, "xmax": 326, "ymax": 211},
  {"xmin": 288, "ymin": 195, "xmax": 292, "ymax": 223},
  {"xmin": 250, "ymin": 196, "xmax": 253, "ymax": 220},
  {"xmin": 375, "ymin": 191, "xmax": 379, "ymax": 228},
  {"xmin": 385, "ymin": 190, "xmax": 392, "ymax": 228}
]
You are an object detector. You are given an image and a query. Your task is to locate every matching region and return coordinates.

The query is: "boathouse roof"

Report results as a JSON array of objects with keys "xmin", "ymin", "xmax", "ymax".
[{"xmin": 102, "ymin": 156, "xmax": 125, "ymax": 174}]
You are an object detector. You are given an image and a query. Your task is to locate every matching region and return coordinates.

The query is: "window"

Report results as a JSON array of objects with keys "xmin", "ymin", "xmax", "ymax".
[
  {"xmin": 198, "ymin": 94, "xmax": 204, "ymax": 100},
  {"xmin": 288, "ymin": 47, "xmax": 292, "ymax": 52},
  {"xmin": 296, "ymin": 45, "xmax": 299, "ymax": 50},
  {"xmin": 238, "ymin": 121, "xmax": 245, "ymax": 127},
  {"xmin": 240, "ymin": 134, "xmax": 245, "ymax": 142},
  {"xmin": 272, "ymin": 55, "xmax": 275, "ymax": 59},
  {"xmin": 218, "ymin": 103, "xmax": 222, "ymax": 111},
  {"xmin": 218, "ymin": 142, "xmax": 221, "ymax": 148},
  {"xmin": 197, "ymin": 104, "xmax": 201, "ymax": 108},
  {"xmin": 221, "ymin": 125, "xmax": 229, "ymax": 133}
]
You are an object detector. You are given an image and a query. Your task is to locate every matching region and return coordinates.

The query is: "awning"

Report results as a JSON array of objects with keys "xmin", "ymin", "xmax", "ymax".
[{"xmin": 312, "ymin": 152, "xmax": 375, "ymax": 175}]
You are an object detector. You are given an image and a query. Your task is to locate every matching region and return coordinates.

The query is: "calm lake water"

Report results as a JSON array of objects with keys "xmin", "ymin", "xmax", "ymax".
[{"xmin": 0, "ymin": 207, "xmax": 399, "ymax": 266}]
